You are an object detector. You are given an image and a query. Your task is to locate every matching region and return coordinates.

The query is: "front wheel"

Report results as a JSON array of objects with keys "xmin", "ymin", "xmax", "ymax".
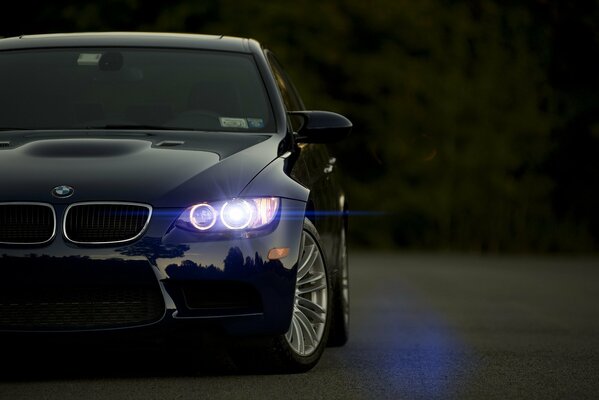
[
  {"xmin": 284, "ymin": 218, "xmax": 331, "ymax": 360},
  {"xmin": 233, "ymin": 218, "xmax": 332, "ymax": 373}
]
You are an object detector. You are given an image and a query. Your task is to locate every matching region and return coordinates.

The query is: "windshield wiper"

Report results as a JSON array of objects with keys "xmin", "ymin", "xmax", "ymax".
[
  {"xmin": 1, "ymin": 125, "xmax": 202, "ymax": 132},
  {"xmin": 84, "ymin": 124, "xmax": 197, "ymax": 131}
]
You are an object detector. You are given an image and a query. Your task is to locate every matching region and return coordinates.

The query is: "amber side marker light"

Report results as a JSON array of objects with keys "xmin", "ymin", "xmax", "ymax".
[{"xmin": 268, "ymin": 247, "xmax": 290, "ymax": 260}]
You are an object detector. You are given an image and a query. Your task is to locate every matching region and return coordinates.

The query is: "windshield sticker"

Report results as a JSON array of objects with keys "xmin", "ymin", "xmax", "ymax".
[
  {"xmin": 247, "ymin": 118, "xmax": 265, "ymax": 129},
  {"xmin": 77, "ymin": 53, "xmax": 102, "ymax": 66},
  {"xmin": 219, "ymin": 117, "xmax": 249, "ymax": 129}
]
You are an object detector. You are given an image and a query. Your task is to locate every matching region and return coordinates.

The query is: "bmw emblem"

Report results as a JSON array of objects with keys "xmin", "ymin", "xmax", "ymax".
[{"xmin": 51, "ymin": 185, "xmax": 74, "ymax": 198}]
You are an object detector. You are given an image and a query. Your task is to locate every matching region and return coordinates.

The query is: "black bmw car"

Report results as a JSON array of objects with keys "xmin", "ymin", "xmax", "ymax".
[{"xmin": 0, "ymin": 33, "xmax": 350, "ymax": 372}]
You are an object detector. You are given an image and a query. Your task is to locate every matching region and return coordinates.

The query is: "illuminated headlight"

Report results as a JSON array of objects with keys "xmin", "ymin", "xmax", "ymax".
[
  {"xmin": 189, "ymin": 203, "xmax": 217, "ymax": 230},
  {"xmin": 221, "ymin": 199, "xmax": 253, "ymax": 229},
  {"xmin": 177, "ymin": 197, "xmax": 279, "ymax": 232}
]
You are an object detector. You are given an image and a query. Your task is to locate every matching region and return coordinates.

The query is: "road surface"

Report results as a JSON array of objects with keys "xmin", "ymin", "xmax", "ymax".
[{"xmin": 1, "ymin": 253, "xmax": 598, "ymax": 399}]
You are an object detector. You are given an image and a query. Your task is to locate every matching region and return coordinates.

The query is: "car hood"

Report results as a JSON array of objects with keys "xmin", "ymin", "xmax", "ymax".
[{"xmin": 0, "ymin": 130, "xmax": 280, "ymax": 207}]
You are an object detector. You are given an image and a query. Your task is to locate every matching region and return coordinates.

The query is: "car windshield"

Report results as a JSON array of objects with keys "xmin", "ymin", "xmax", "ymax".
[{"xmin": 0, "ymin": 48, "xmax": 275, "ymax": 132}]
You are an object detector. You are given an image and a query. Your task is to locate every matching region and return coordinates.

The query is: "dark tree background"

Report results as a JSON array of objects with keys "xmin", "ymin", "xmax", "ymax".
[{"xmin": 2, "ymin": 0, "xmax": 598, "ymax": 252}]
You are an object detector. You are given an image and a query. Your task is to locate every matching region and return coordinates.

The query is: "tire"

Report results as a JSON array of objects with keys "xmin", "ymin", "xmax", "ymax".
[
  {"xmin": 327, "ymin": 226, "xmax": 349, "ymax": 346},
  {"xmin": 233, "ymin": 218, "xmax": 332, "ymax": 373}
]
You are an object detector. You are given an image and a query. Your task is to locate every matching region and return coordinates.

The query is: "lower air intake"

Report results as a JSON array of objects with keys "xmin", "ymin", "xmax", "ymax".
[{"xmin": 0, "ymin": 285, "xmax": 164, "ymax": 330}]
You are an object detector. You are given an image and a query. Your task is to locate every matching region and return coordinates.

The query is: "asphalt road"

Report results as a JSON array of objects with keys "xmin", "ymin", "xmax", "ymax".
[{"xmin": 1, "ymin": 253, "xmax": 598, "ymax": 399}]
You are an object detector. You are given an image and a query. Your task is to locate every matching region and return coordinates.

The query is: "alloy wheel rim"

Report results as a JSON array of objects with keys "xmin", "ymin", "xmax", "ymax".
[{"xmin": 285, "ymin": 230, "xmax": 328, "ymax": 356}]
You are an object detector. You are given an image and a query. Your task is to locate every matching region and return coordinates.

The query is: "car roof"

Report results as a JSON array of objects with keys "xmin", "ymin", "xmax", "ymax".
[{"xmin": 0, "ymin": 32, "xmax": 255, "ymax": 53}]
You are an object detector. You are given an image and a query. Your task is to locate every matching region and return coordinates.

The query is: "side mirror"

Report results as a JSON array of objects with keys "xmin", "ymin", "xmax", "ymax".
[{"xmin": 288, "ymin": 111, "xmax": 352, "ymax": 143}]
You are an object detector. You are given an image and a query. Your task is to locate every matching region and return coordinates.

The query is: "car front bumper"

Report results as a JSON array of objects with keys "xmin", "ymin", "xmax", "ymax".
[{"xmin": 0, "ymin": 199, "xmax": 306, "ymax": 337}]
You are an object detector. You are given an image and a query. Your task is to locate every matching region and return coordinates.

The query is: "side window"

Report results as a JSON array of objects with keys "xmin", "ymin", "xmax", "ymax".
[{"xmin": 266, "ymin": 52, "xmax": 305, "ymax": 132}]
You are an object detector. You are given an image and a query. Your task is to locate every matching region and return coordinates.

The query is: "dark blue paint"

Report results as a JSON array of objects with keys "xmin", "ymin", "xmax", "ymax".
[{"xmin": 0, "ymin": 33, "xmax": 348, "ymax": 342}]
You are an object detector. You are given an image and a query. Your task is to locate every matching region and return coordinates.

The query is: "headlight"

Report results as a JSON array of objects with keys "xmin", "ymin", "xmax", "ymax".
[
  {"xmin": 177, "ymin": 197, "xmax": 279, "ymax": 232},
  {"xmin": 189, "ymin": 203, "xmax": 217, "ymax": 230}
]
